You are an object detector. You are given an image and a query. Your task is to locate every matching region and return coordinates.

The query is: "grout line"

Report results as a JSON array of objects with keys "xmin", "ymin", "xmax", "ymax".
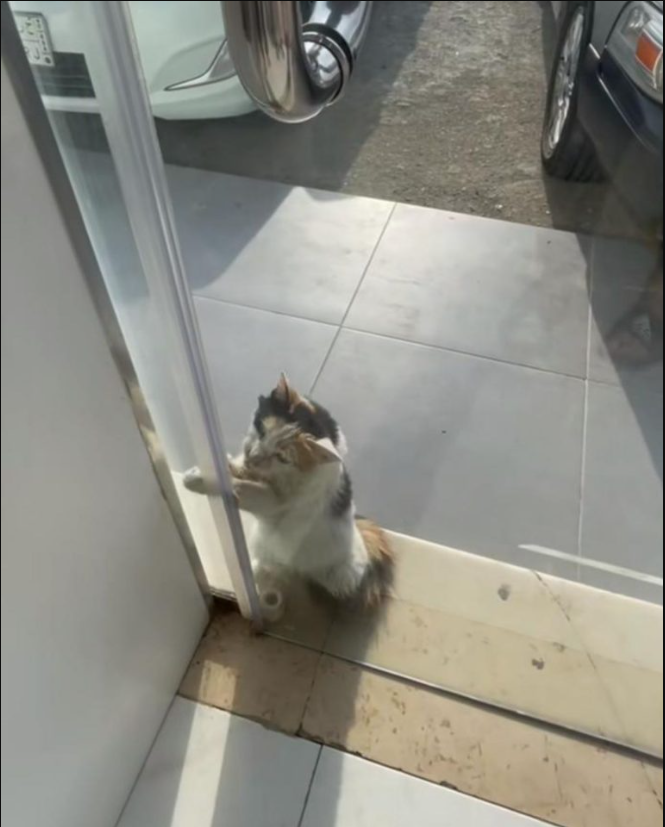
[
  {"xmin": 193, "ymin": 291, "xmax": 339, "ymax": 330},
  {"xmin": 111, "ymin": 695, "xmax": 181, "ymax": 827},
  {"xmin": 338, "ymin": 325, "xmax": 588, "ymax": 382},
  {"xmin": 263, "ymin": 629, "xmax": 663, "ymax": 762},
  {"xmin": 299, "ymin": 650, "xmax": 326, "ymax": 733},
  {"xmin": 194, "ymin": 289, "xmax": 664, "ymax": 396},
  {"xmin": 296, "ymin": 745, "xmax": 324, "ymax": 827},
  {"xmin": 309, "ymin": 202, "xmax": 398, "ymax": 395},
  {"xmin": 193, "ymin": 291, "xmax": 605, "ymax": 389},
  {"xmin": 339, "ymin": 202, "xmax": 397, "ymax": 329},
  {"xmin": 195, "ymin": 290, "xmax": 592, "ymax": 385},
  {"xmin": 585, "ymin": 374, "xmax": 664, "ymax": 397},
  {"xmin": 311, "ymin": 745, "xmax": 566, "ymax": 827},
  {"xmin": 533, "ymin": 571, "xmax": 634, "ymax": 760},
  {"xmin": 576, "ymin": 249, "xmax": 596, "ymax": 583},
  {"xmin": 308, "ymin": 328, "xmax": 343, "ymax": 397},
  {"xmin": 576, "ymin": 382, "xmax": 590, "ymax": 584}
]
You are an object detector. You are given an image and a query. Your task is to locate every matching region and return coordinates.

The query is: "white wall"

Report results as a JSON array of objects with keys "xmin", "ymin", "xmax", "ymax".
[{"xmin": 0, "ymin": 60, "xmax": 208, "ymax": 827}]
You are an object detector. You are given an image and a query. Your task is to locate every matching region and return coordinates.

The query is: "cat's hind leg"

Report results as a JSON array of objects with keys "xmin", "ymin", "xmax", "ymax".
[
  {"xmin": 251, "ymin": 559, "xmax": 290, "ymax": 623},
  {"xmin": 311, "ymin": 558, "xmax": 366, "ymax": 602}
]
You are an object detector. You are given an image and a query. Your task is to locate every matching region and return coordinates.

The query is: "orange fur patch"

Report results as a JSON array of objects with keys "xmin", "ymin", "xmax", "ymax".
[
  {"xmin": 229, "ymin": 462, "xmax": 255, "ymax": 481},
  {"xmin": 275, "ymin": 373, "xmax": 307, "ymax": 412},
  {"xmin": 293, "ymin": 434, "xmax": 324, "ymax": 471},
  {"xmin": 274, "ymin": 374, "xmax": 317, "ymax": 414},
  {"xmin": 356, "ymin": 518, "xmax": 395, "ymax": 608}
]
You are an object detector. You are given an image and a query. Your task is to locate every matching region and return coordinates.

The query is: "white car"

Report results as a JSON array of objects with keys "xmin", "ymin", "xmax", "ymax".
[{"xmin": 9, "ymin": 1, "xmax": 255, "ymax": 120}]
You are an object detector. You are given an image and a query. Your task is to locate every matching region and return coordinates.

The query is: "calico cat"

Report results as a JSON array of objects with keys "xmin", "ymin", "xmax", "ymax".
[{"xmin": 184, "ymin": 375, "xmax": 393, "ymax": 608}]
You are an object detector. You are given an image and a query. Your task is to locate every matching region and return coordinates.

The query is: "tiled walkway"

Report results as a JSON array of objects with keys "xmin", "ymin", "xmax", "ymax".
[
  {"xmin": 117, "ymin": 698, "xmax": 552, "ymax": 827},
  {"xmin": 170, "ymin": 168, "xmax": 662, "ymax": 602},
  {"xmin": 117, "ymin": 606, "xmax": 663, "ymax": 827},
  {"xmin": 75, "ymin": 150, "xmax": 662, "ymax": 602}
]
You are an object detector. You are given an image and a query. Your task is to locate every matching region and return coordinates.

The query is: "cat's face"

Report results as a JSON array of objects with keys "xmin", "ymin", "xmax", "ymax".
[{"xmin": 242, "ymin": 375, "xmax": 341, "ymax": 477}]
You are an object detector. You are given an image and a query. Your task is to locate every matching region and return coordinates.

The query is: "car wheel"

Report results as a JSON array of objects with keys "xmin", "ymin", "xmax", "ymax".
[{"xmin": 541, "ymin": 1, "xmax": 603, "ymax": 182}]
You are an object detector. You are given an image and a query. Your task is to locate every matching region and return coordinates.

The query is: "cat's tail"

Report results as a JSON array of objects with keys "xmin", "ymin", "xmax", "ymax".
[{"xmin": 355, "ymin": 518, "xmax": 395, "ymax": 609}]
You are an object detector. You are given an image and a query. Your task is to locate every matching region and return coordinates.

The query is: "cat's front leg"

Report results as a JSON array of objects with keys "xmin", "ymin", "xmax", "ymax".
[
  {"xmin": 233, "ymin": 479, "xmax": 281, "ymax": 516},
  {"xmin": 227, "ymin": 454, "xmax": 246, "ymax": 479},
  {"xmin": 183, "ymin": 456, "xmax": 249, "ymax": 496}
]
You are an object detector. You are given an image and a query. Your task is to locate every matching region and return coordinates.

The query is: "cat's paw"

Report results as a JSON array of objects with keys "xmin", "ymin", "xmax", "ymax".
[
  {"xmin": 183, "ymin": 466, "xmax": 207, "ymax": 495},
  {"xmin": 232, "ymin": 478, "xmax": 272, "ymax": 512},
  {"xmin": 228, "ymin": 456, "xmax": 244, "ymax": 479},
  {"xmin": 232, "ymin": 478, "xmax": 253, "ymax": 500}
]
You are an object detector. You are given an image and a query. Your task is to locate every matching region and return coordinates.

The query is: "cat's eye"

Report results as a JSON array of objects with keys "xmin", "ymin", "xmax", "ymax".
[{"xmin": 276, "ymin": 454, "xmax": 289, "ymax": 464}]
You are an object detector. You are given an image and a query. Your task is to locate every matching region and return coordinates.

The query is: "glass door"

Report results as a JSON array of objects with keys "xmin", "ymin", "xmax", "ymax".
[{"xmin": 2, "ymin": 0, "xmax": 261, "ymax": 620}]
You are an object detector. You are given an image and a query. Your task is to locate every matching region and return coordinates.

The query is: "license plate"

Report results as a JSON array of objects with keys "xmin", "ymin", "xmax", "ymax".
[{"xmin": 15, "ymin": 13, "xmax": 54, "ymax": 68}]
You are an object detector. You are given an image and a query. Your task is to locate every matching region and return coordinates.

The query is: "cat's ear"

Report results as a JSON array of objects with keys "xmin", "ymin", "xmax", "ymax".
[
  {"xmin": 299, "ymin": 436, "xmax": 341, "ymax": 467},
  {"xmin": 272, "ymin": 373, "xmax": 304, "ymax": 411}
]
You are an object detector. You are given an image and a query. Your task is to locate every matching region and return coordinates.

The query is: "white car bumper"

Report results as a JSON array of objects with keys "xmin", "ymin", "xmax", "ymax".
[{"xmin": 9, "ymin": 0, "xmax": 255, "ymax": 120}]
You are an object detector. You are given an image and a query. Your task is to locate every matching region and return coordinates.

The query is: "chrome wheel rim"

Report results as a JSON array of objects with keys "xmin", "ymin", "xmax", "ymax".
[{"xmin": 543, "ymin": 7, "xmax": 586, "ymax": 159}]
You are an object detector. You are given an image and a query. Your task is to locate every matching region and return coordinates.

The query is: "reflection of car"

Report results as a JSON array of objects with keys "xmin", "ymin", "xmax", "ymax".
[
  {"xmin": 9, "ymin": 1, "xmax": 255, "ymax": 120},
  {"xmin": 543, "ymin": 1, "xmax": 663, "ymax": 226}
]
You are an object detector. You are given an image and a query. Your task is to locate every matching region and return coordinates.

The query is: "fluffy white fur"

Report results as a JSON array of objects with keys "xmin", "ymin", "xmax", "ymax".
[{"xmin": 233, "ymin": 428, "xmax": 370, "ymax": 601}]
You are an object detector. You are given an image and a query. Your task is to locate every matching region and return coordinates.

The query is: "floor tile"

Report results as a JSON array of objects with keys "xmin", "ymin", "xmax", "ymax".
[
  {"xmin": 301, "ymin": 748, "xmax": 547, "ymax": 827},
  {"xmin": 324, "ymin": 597, "xmax": 630, "ymax": 749},
  {"xmin": 541, "ymin": 572, "xmax": 663, "ymax": 673},
  {"xmin": 387, "ymin": 532, "xmax": 582, "ymax": 645},
  {"xmin": 585, "ymin": 235, "xmax": 660, "ymax": 293},
  {"xmin": 179, "ymin": 609, "xmax": 321, "ymax": 735},
  {"xmin": 301, "ymin": 658, "xmax": 662, "ymax": 827},
  {"xmin": 169, "ymin": 166, "xmax": 393, "ymax": 323},
  {"xmin": 265, "ymin": 527, "xmax": 662, "ymax": 755},
  {"xmin": 594, "ymin": 657, "xmax": 663, "ymax": 757},
  {"xmin": 386, "ymin": 532, "xmax": 659, "ymax": 671},
  {"xmin": 345, "ymin": 204, "xmax": 590, "ymax": 376},
  {"xmin": 118, "ymin": 698, "xmax": 319, "ymax": 827},
  {"xmin": 194, "ymin": 298, "xmax": 336, "ymax": 451},
  {"xmin": 589, "ymin": 286, "xmax": 663, "ymax": 396},
  {"xmin": 312, "ymin": 329, "xmax": 585, "ymax": 564},
  {"xmin": 581, "ymin": 382, "xmax": 663, "ymax": 576}
]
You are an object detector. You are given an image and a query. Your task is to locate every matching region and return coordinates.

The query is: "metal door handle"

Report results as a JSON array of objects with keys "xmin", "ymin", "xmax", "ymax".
[{"xmin": 222, "ymin": 1, "xmax": 372, "ymax": 123}]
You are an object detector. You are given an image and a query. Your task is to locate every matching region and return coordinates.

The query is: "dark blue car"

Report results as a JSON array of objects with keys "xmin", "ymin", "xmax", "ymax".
[{"xmin": 543, "ymin": 1, "xmax": 663, "ymax": 229}]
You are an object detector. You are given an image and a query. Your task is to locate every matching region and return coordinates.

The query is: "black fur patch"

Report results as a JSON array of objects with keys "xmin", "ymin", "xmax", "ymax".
[
  {"xmin": 254, "ymin": 391, "xmax": 340, "ymax": 445},
  {"xmin": 331, "ymin": 469, "xmax": 353, "ymax": 517}
]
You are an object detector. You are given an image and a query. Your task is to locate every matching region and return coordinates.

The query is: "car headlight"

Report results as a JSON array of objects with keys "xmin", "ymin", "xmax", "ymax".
[{"xmin": 607, "ymin": 1, "xmax": 663, "ymax": 103}]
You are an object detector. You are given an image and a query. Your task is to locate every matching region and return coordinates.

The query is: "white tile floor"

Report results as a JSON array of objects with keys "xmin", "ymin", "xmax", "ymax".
[
  {"xmin": 303, "ymin": 750, "xmax": 548, "ymax": 827},
  {"xmin": 117, "ymin": 699, "xmax": 549, "ymax": 827}
]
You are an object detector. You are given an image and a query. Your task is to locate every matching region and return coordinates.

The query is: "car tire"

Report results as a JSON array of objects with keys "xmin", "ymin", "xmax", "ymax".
[{"xmin": 541, "ymin": 1, "xmax": 603, "ymax": 182}]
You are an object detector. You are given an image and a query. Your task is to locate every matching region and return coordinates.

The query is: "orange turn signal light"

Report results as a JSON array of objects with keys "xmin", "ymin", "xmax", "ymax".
[{"xmin": 636, "ymin": 31, "xmax": 663, "ymax": 74}]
